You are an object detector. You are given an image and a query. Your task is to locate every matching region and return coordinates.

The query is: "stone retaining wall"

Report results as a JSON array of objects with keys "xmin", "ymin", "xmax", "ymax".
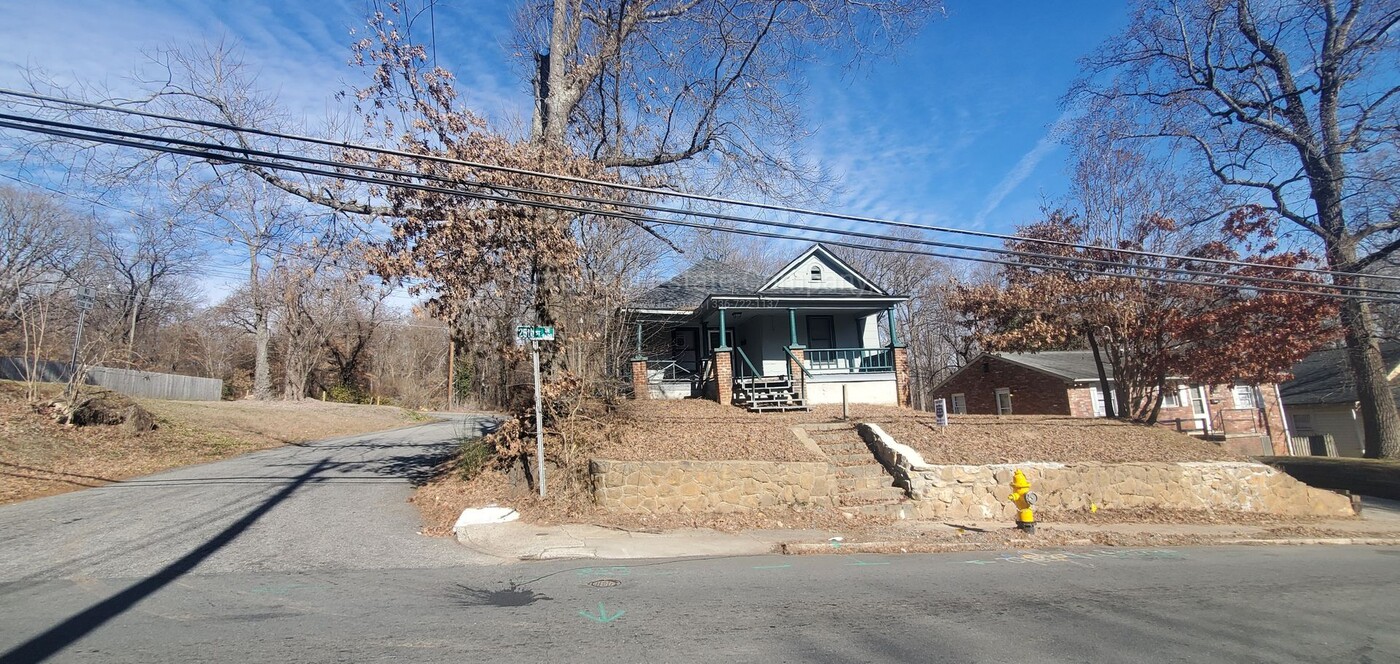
[
  {"xmin": 590, "ymin": 459, "xmax": 837, "ymax": 513},
  {"xmin": 857, "ymin": 423, "xmax": 1354, "ymax": 519}
]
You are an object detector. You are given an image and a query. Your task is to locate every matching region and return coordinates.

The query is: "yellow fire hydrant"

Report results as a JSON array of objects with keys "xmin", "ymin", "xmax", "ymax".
[{"xmin": 1007, "ymin": 469, "xmax": 1037, "ymax": 534}]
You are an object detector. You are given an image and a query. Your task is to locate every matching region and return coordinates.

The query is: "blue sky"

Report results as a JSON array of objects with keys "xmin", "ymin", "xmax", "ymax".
[{"xmin": 0, "ymin": 0, "xmax": 1131, "ymax": 303}]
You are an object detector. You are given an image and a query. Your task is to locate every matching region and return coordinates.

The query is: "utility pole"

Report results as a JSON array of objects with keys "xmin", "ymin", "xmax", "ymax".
[
  {"xmin": 65, "ymin": 287, "xmax": 95, "ymax": 398},
  {"xmin": 447, "ymin": 334, "xmax": 455, "ymax": 411}
]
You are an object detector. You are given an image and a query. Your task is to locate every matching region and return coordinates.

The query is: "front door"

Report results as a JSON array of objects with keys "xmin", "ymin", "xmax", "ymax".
[
  {"xmin": 1190, "ymin": 385, "xmax": 1211, "ymax": 431},
  {"xmin": 806, "ymin": 315, "xmax": 835, "ymax": 349},
  {"xmin": 671, "ymin": 329, "xmax": 698, "ymax": 374}
]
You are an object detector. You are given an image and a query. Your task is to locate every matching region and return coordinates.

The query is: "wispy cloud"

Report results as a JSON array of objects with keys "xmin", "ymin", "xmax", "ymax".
[{"xmin": 971, "ymin": 108, "xmax": 1073, "ymax": 229}]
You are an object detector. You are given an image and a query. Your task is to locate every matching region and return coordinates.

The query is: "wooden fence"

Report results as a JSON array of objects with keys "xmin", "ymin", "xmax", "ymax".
[{"xmin": 0, "ymin": 357, "xmax": 223, "ymax": 401}]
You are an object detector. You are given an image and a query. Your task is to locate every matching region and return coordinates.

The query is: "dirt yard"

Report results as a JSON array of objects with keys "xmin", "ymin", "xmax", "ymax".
[
  {"xmin": 592, "ymin": 399, "xmax": 828, "ymax": 462},
  {"xmin": 869, "ymin": 412, "xmax": 1243, "ymax": 464},
  {"xmin": 0, "ymin": 381, "xmax": 429, "ymax": 504}
]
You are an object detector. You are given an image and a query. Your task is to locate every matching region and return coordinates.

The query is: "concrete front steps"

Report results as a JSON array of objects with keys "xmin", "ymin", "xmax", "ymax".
[{"xmin": 802, "ymin": 423, "xmax": 912, "ymax": 518}]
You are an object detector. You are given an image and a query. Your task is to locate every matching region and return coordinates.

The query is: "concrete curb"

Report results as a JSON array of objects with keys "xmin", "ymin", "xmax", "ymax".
[{"xmin": 779, "ymin": 536, "xmax": 1400, "ymax": 555}]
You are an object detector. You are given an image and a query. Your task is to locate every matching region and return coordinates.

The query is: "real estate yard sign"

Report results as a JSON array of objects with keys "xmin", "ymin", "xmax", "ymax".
[{"xmin": 934, "ymin": 398, "xmax": 948, "ymax": 427}]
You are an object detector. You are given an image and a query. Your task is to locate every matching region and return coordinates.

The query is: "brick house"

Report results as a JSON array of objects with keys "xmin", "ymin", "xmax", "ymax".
[{"xmin": 929, "ymin": 351, "xmax": 1291, "ymax": 456}]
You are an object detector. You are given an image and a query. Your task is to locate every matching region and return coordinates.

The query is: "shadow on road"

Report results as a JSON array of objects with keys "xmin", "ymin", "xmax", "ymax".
[{"xmin": 0, "ymin": 459, "xmax": 333, "ymax": 664}]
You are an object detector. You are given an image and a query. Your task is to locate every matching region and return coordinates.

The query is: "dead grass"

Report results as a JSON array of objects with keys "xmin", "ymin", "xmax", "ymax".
[
  {"xmin": 593, "ymin": 399, "xmax": 829, "ymax": 462},
  {"xmin": 871, "ymin": 412, "xmax": 1244, "ymax": 464},
  {"xmin": 0, "ymin": 380, "xmax": 429, "ymax": 504}
]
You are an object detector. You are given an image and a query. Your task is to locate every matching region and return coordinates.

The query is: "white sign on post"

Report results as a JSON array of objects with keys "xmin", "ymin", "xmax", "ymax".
[{"xmin": 933, "ymin": 398, "xmax": 948, "ymax": 427}]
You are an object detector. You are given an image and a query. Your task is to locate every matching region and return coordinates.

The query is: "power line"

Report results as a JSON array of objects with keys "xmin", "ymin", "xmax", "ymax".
[
  {"xmin": 1, "ymin": 86, "xmax": 1391, "ymax": 286},
  {"xmin": 0, "ymin": 113, "xmax": 1388, "ymax": 302},
  {"xmin": 2, "ymin": 111, "xmax": 1390, "ymax": 300}
]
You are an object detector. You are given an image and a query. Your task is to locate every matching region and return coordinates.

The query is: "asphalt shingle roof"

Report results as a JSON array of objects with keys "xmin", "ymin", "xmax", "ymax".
[
  {"xmin": 630, "ymin": 259, "xmax": 768, "ymax": 310},
  {"xmin": 1280, "ymin": 343, "xmax": 1400, "ymax": 406},
  {"xmin": 995, "ymin": 350, "xmax": 1110, "ymax": 382}
]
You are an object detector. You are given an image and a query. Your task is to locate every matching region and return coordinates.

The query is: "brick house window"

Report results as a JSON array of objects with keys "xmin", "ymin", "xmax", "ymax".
[
  {"xmin": 1233, "ymin": 385, "xmax": 1257, "ymax": 408},
  {"xmin": 995, "ymin": 388, "xmax": 1012, "ymax": 415},
  {"xmin": 951, "ymin": 393, "xmax": 966, "ymax": 414},
  {"xmin": 1090, "ymin": 385, "xmax": 1120, "ymax": 417},
  {"xmin": 1162, "ymin": 388, "xmax": 1181, "ymax": 408}
]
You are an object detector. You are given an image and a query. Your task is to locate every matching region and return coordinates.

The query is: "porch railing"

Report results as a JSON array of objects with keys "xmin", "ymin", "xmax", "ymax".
[
  {"xmin": 645, "ymin": 359, "xmax": 698, "ymax": 382},
  {"xmin": 805, "ymin": 347, "xmax": 895, "ymax": 374},
  {"xmin": 733, "ymin": 346, "xmax": 763, "ymax": 379}
]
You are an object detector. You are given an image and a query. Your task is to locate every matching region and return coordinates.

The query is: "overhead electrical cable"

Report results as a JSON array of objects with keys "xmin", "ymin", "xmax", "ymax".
[
  {"xmin": 0, "ymin": 113, "xmax": 1389, "ymax": 302},
  {"xmin": 0, "ymin": 111, "xmax": 1388, "ymax": 299},
  {"xmin": 1, "ymin": 87, "xmax": 1391, "ymax": 285}
]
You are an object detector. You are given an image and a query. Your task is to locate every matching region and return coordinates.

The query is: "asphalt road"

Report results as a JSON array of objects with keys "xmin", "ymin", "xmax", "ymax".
[{"xmin": 2, "ymin": 419, "xmax": 1398, "ymax": 663}]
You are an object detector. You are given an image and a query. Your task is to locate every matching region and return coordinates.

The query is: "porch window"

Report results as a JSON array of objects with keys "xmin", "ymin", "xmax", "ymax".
[
  {"xmin": 951, "ymin": 393, "xmax": 966, "ymax": 414},
  {"xmin": 995, "ymin": 388, "xmax": 1012, "ymax": 415},
  {"xmin": 806, "ymin": 315, "xmax": 835, "ymax": 349}
]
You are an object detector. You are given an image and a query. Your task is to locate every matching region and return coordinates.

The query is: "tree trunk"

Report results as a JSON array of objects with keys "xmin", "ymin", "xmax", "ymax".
[
  {"xmin": 1326, "ymin": 234, "xmax": 1400, "ymax": 458},
  {"xmin": 1087, "ymin": 327, "xmax": 1116, "ymax": 418},
  {"xmin": 252, "ymin": 307, "xmax": 273, "ymax": 400}
]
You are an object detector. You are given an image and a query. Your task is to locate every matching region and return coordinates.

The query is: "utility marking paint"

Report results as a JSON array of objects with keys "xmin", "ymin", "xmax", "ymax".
[
  {"xmin": 752, "ymin": 564, "xmax": 793, "ymax": 570},
  {"xmin": 579, "ymin": 602, "xmax": 625, "ymax": 623},
  {"xmin": 962, "ymin": 549, "xmax": 1183, "ymax": 566},
  {"xmin": 846, "ymin": 559, "xmax": 890, "ymax": 566}
]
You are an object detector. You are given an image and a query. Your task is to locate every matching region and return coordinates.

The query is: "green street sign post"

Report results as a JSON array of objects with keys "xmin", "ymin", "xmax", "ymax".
[
  {"xmin": 515, "ymin": 325, "xmax": 555, "ymax": 342},
  {"xmin": 517, "ymin": 325, "xmax": 554, "ymax": 497}
]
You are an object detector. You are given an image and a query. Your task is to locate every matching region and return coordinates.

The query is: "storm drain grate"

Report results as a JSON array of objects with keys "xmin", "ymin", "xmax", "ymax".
[{"xmin": 587, "ymin": 579, "xmax": 622, "ymax": 588}]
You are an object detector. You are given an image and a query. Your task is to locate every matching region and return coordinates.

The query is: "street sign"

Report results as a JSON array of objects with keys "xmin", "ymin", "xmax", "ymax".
[
  {"xmin": 515, "ymin": 325, "xmax": 555, "ymax": 342},
  {"xmin": 933, "ymin": 398, "xmax": 948, "ymax": 427},
  {"xmin": 76, "ymin": 286, "xmax": 95, "ymax": 312}
]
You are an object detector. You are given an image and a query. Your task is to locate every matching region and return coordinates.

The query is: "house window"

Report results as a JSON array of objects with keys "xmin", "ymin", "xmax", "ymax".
[
  {"xmin": 1233, "ymin": 385, "xmax": 1257, "ymax": 408},
  {"xmin": 1090, "ymin": 385, "xmax": 1120, "ymax": 418},
  {"xmin": 1293, "ymin": 413, "xmax": 1314, "ymax": 433},
  {"xmin": 951, "ymin": 393, "xmax": 966, "ymax": 414},
  {"xmin": 995, "ymin": 388, "xmax": 1012, "ymax": 415},
  {"xmin": 1162, "ymin": 388, "xmax": 1181, "ymax": 408},
  {"xmin": 810, "ymin": 265, "xmax": 823, "ymax": 281}
]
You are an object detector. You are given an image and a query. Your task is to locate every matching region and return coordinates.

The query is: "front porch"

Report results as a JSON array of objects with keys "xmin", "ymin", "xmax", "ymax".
[{"xmin": 629, "ymin": 301, "xmax": 910, "ymax": 412}]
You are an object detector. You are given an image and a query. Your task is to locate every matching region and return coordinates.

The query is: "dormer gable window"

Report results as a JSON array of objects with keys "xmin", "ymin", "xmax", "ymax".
[{"xmin": 810, "ymin": 265, "xmax": 823, "ymax": 282}]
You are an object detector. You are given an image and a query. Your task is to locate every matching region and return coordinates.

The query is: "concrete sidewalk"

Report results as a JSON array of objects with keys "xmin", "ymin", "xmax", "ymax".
[{"xmin": 453, "ymin": 497, "xmax": 1400, "ymax": 561}]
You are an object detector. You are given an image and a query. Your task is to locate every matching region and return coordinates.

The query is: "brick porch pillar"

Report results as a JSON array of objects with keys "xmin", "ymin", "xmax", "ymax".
[
  {"xmin": 892, "ymin": 346, "xmax": 911, "ymax": 408},
  {"xmin": 714, "ymin": 349, "xmax": 734, "ymax": 406},
  {"xmin": 786, "ymin": 346, "xmax": 806, "ymax": 397},
  {"xmin": 630, "ymin": 358, "xmax": 650, "ymax": 400}
]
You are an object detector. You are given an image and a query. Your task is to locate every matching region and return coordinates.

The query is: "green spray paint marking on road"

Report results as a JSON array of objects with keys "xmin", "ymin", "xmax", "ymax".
[
  {"xmin": 579, "ymin": 602, "xmax": 625, "ymax": 623},
  {"xmin": 752, "ymin": 564, "xmax": 792, "ymax": 570},
  {"xmin": 846, "ymin": 559, "xmax": 890, "ymax": 566}
]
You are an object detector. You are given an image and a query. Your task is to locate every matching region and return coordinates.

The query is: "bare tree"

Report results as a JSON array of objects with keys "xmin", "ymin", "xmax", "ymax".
[
  {"xmin": 93, "ymin": 206, "xmax": 203, "ymax": 366},
  {"xmin": 1076, "ymin": 0, "xmax": 1400, "ymax": 457},
  {"xmin": 0, "ymin": 186, "xmax": 90, "ymax": 322}
]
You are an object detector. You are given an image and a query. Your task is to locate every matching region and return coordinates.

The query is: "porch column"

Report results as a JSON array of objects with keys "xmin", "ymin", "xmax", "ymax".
[
  {"xmin": 887, "ymin": 307, "xmax": 900, "ymax": 348},
  {"xmin": 786, "ymin": 347, "xmax": 806, "ymax": 400},
  {"xmin": 788, "ymin": 308, "xmax": 799, "ymax": 348},
  {"xmin": 630, "ymin": 358, "xmax": 650, "ymax": 400},
  {"xmin": 713, "ymin": 349, "xmax": 734, "ymax": 406},
  {"xmin": 634, "ymin": 322, "xmax": 644, "ymax": 358},
  {"xmin": 893, "ymin": 346, "xmax": 911, "ymax": 408},
  {"xmin": 717, "ymin": 308, "xmax": 729, "ymax": 349}
]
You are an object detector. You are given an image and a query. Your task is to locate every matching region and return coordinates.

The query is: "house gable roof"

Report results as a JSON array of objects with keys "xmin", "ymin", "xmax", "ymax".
[
  {"xmin": 628, "ymin": 244, "xmax": 898, "ymax": 312},
  {"xmin": 1280, "ymin": 342, "xmax": 1400, "ymax": 406},
  {"xmin": 758, "ymin": 244, "xmax": 887, "ymax": 295}
]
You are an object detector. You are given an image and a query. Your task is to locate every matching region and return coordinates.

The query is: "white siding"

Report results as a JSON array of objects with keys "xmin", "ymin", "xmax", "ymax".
[
  {"xmin": 770, "ymin": 254, "xmax": 862, "ymax": 291},
  {"xmin": 1287, "ymin": 404, "xmax": 1365, "ymax": 457}
]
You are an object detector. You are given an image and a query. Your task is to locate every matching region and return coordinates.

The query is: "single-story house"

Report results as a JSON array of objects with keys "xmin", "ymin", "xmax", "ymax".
[
  {"xmin": 929, "ymin": 351, "xmax": 1290, "ymax": 456},
  {"xmin": 1279, "ymin": 343, "xmax": 1400, "ymax": 458},
  {"xmin": 624, "ymin": 244, "xmax": 911, "ymax": 411}
]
